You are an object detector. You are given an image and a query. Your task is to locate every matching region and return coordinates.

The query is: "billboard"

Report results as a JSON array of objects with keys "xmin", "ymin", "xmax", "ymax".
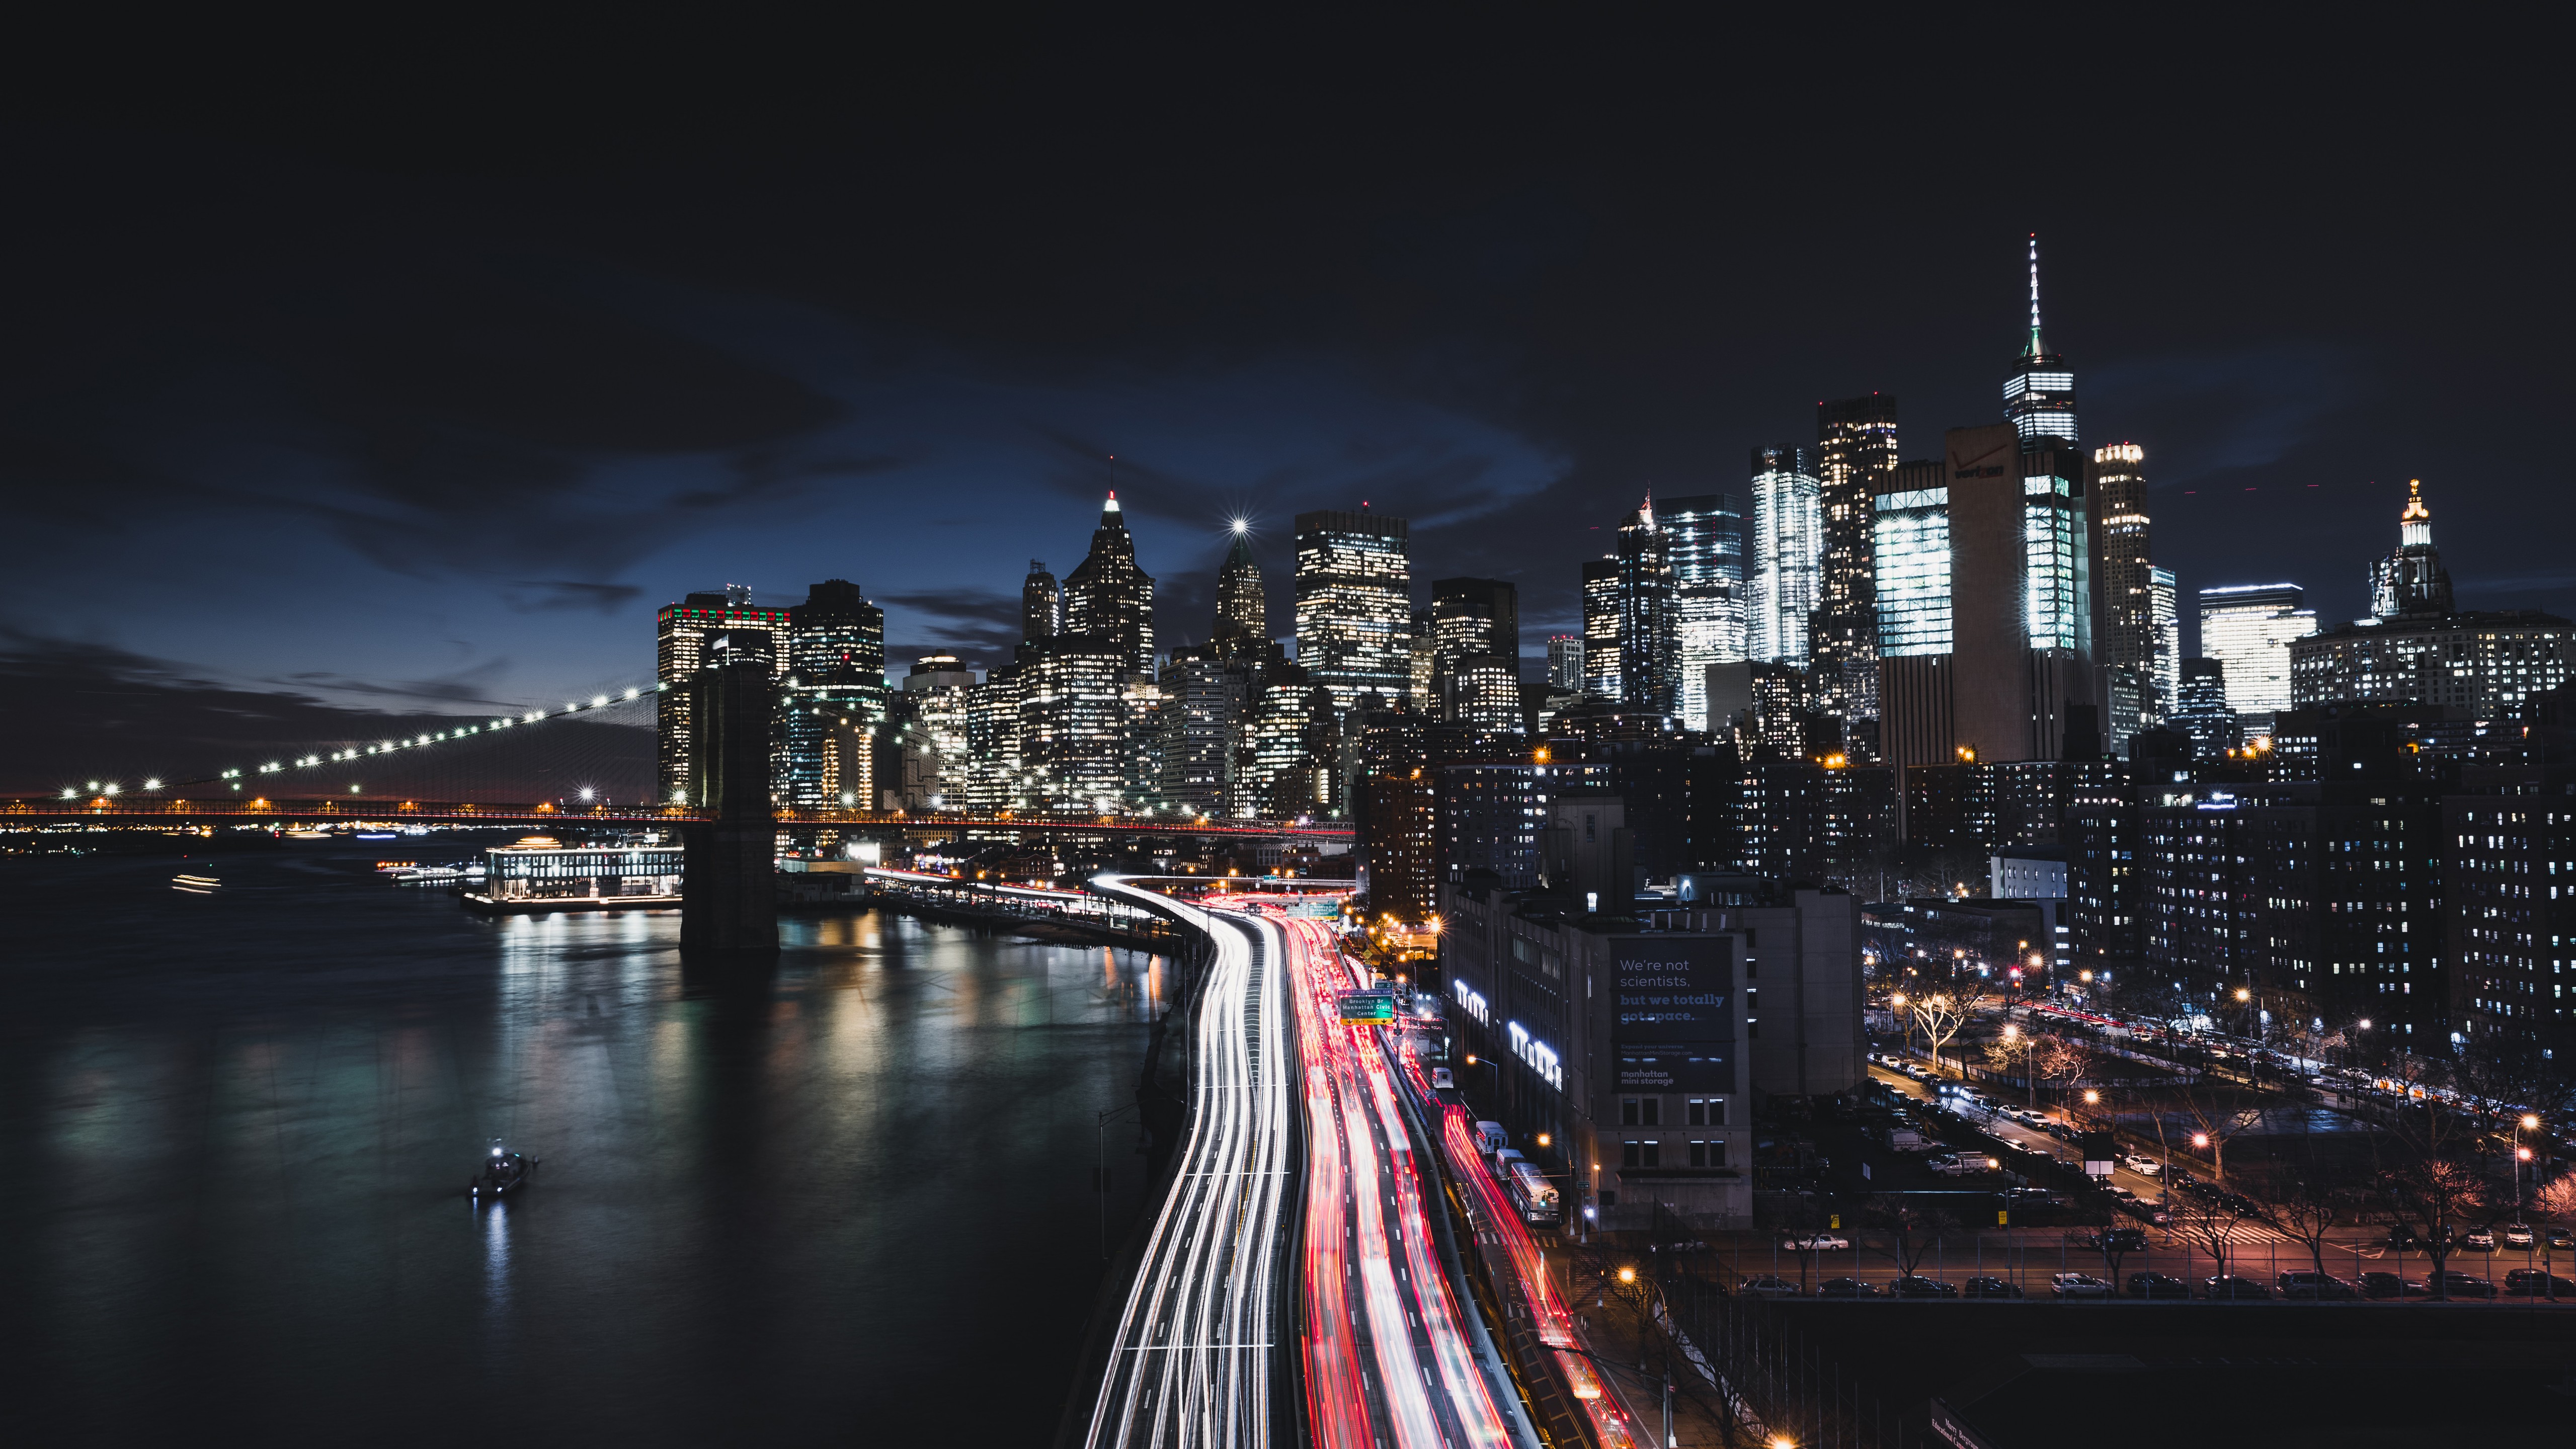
[{"xmin": 1612, "ymin": 935, "xmax": 1734, "ymax": 1092}]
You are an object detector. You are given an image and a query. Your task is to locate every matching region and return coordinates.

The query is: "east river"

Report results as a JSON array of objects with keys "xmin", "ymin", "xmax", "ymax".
[{"xmin": 1, "ymin": 840, "xmax": 1165, "ymax": 1443}]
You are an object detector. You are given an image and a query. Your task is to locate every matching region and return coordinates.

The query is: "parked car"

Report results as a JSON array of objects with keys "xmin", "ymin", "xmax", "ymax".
[
  {"xmin": 1927, "ymin": 1154, "xmax": 1995, "ymax": 1177},
  {"xmin": 2126, "ymin": 1272, "xmax": 2192, "ymax": 1300},
  {"xmin": 2050, "ymin": 1272, "xmax": 2115, "ymax": 1299},
  {"xmin": 2460, "ymin": 1228, "xmax": 2498, "ymax": 1252},
  {"xmin": 1782, "ymin": 1233, "xmax": 1850, "ymax": 1252},
  {"xmin": 2275, "ymin": 1271, "xmax": 2359, "ymax": 1301},
  {"xmin": 1817, "ymin": 1277, "xmax": 1885, "ymax": 1299},
  {"xmin": 2504, "ymin": 1269, "xmax": 2576, "ymax": 1297},
  {"xmin": 1737, "ymin": 1275, "xmax": 1805, "ymax": 1300},
  {"xmin": 2202, "ymin": 1275, "xmax": 2272, "ymax": 1300},
  {"xmin": 2074, "ymin": 1228, "xmax": 2148, "ymax": 1253},
  {"xmin": 1962, "ymin": 1276, "xmax": 2025, "ymax": 1300},
  {"xmin": 2423, "ymin": 1271, "xmax": 2497, "ymax": 1299},
  {"xmin": 1890, "ymin": 1275, "xmax": 1959, "ymax": 1299},
  {"xmin": 2122, "ymin": 1155, "xmax": 2163, "ymax": 1176},
  {"xmin": 2549, "ymin": 1227, "xmax": 2576, "ymax": 1251},
  {"xmin": 2501, "ymin": 1223, "xmax": 2536, "ymax": 1249},
  {"xmin": 2123, "ymin": 1199, "xmax": 2175, "ymax": 1228},
  {"xmin": 2383, "ymin": 1226, "xmax": 2431, "ymax": 1251},
  {"xmin": 2358, "ymin": 1271, "xmax": 2430, "ymax": 1300}
]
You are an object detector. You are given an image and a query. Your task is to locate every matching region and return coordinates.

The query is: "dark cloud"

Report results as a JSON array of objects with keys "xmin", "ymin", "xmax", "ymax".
[{"xmin": 505, "ymin": 581, "xmax": 645, "ymax": 614}]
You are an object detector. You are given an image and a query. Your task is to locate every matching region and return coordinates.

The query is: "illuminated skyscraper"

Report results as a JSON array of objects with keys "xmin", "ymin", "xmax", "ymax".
[
  {"xmin": 1430, "ymin": 577, "xmax": 1520, "ymax": 730},
  {"xmin": 1293, "ymin": 509, "xmax": 1412, "ymax": 716},
  {"xmin": 1580, "ymin": 558, "xmax": 1621, "ymax": 699},
  {"xmin": 2150, "ymin": 566, "xmax": 2181, "ymax": 717},
  {"xmin": 1813, "ymin": 396, "xmax": 1898, "ymax": 721},
  {"xmin": 1158, "ymin": 652, "xmax": 1250, "ymax": 817},
  {"xmin": 1016, "ymin": 634, "xmax": 1129, "ymax": 810},
  {"xmin": 1213, "ymin": 525, "xmax": 1268, "ymax": 662},
  {"xmin": 656, "ymin": 587, "xmax": 792, "ymax": 803},
  {"xmin": 2198, "ymin": 584, "xmax": 2313, "ymax": 722},
  {"xmin": 1748, "ymin": 448, "xmax": 1822, "ymax": 666},
  {"xmin": 1660, "ymin": 491, "xmax": 1746, "ymax": 731},
  {"xmin": 1062, "ymin": 493, "xmax": 1156, "ymax": 677},
  {"xmin": 781, "ymin": 579, "xmax": 889, "ymax": 810},
  {"xmin": 1873, "ymin": 425, "xmax": 2097, "ymax": 791},
  {"xmin": 2091, "ymin": 443, "xmax": 2157, "ymax": 703},
  {"xmin": 2371, "ymin": 479, "xmax": 2456, "ymax": 621},
  {"xmin": 1616, "ymin": 499, "xmax": 1680, "ymax": 714},
  {"xmin": 2003, "ymin": 235, "xmax": 2077, "ymax": 445},
  {"xmin": 1546, "ymin": 634, "xmax": 1585, "ymax": 692},
  {"xmin": 1021, "ymin": 560, "xmax": 1060, "ymax": 646}
]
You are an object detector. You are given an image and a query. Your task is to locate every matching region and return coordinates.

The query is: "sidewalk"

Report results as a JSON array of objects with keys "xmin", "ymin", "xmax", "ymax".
[{"xmin": 1562, "ymin": 1265, "xmax": 1735, "ymax": 1448}]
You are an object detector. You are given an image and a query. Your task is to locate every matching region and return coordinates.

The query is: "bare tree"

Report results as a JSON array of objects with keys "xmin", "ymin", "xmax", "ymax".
[
  {"xmin": 2533, "ymin": 1172, "xmax": 2576, "ymax": 1223},
  {"xmin": 1865, "ymin": 1196, "xmax": 1960, "ymax": 1279},
  {"xmin": 2263, "ymin": 1169, "xmax": 2362, "ymax": 1281},
  {"xmin": 2380, "ymin": 1158, "xmax": 2487, "ymax": 1298},
  {"xmin": 2171, "ymin": 1075, "xmax": 2266, "ymax": 1185},
  {"xmin": 2171, "ymin": 1184, "xmax": 2257, "ymax": 1284},
  {"xmin": 1911, "ymin": 984, "xmax": 1989, "ymax": 1080}
]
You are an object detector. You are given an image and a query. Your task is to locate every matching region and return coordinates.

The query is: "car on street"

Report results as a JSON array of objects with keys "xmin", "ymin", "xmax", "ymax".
[
  {"xmin": 1927, "ymin": 1153, "xmax": 1997, "ymax": 1177},
  {"xmin": 1781, "ymin": 1233, "xmax": 1850, "ymax": 1252},
  {"xmin": 1738, "ymin": 1275, "xmax": 1805, "ymax": 1300},
  {"xmin": 2050, "ymin": 1272, "xmax": 2115, "ymax": 1299},
  {"xmin": 2358, "ymin": 1271, "xmax": 2430, "ymax": 1300},
  {"xmin": 1817, "ymin": 1277, "xmax": 1885, "ymax": 1299},
  {"xmin": 2383, "ymin": 1226, "xmax": 2431, "ymax": 1250},
  {"xmin": 2122, "ymin": 1155, "xmax": 2162, "ymax": 1176},
  {"xmin": 1962, "ymin": 1276, "xmax": 2025, "ymax": 1299},
  {"xmin": 2548, "ymin": 1227, "xmax": 2576, "ymax": 1251},
  {"xmin": 1890, "ymin": 1275, "xmax": 1958, "ymax": 1298},
  {"xmin": 2505, "ymin": 1269, "xmax": 2576, "ymax": 1297},
  {"xmin": 1430, "ymin": 1068, "xmax": 1454, "ymax": 1091},
  {"xmin": 2122, "ymin": 1199, "xmax": 2175, "ymax": 1227},
  {"xmin": 2501, "ymin": 1223, "xmax": 2536, "ymax": 1249},
  {"xmin": 2202, "ymin": 1275, "xmax": 2272, "ymax": 1300},
  {"xmin": 2422, "ymin": 1271, "xmax": 2497, "ymax": 1299},
  {"xmin": 2126, "ymin": 1272, "xmax": 2192, "ymax": 1300},
  {"xmin": 2275, "ymin": 1271, "xmax": 2359, "ymax": 1301},
  {"xmin": 2459, "ymin": 1227, "xmax": 2497, "ymax": 1252}
]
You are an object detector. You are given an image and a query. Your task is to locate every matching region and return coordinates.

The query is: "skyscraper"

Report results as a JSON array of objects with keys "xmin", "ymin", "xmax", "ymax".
[
  {"xmin": 1293, "ymin": 509, "xmax": 1412, "ymax": 716},
  {"xmin": 2171, "ymin": 657, "xmax": 2241, "ymax": 756},
  {"xmin": 1017, "ymin": 634, "xmax": 1129, "ymax": 810},
  {"xmin": 1813, "ymin": 396, "xmax": 1898, "ymax": 722},
  {"xmin": 2150, "ymin": 566, "xmax": 2181, "ymax": 718},
  {"xmin": 1062, "ymin": 492, "xmax": 1156, "ymax": 677},
  {"xmin": 1615, "ymin": 499, "xmax": 1679, "ymax": 714},
  {"xmin": 1430, "ymin": 577, "xmax": 1520, "ymax": 729},
  {"xmin": 1748, "ymin": 448, "xmax": 1822, "ymax": 667},
  {"xmin": 2090, "ymin": 443, "xmax": 2156, "ymax": 698},
  {"xmin": 1021, "ymin": 560, "xmax": 1061, "ymax": 646},
  {"xmin": 1157, "ymin": 651, "xmax": 1250, "ymax": 817},
  {"xmin": 1580, "ymin": 559, "xmax": 1621, "ymax": 699},
  {"xmin": 2371, "ymin": 478, "xmax": 2456, "ymax": 620},
  {"xmin": 656, "ymin": 588, "xmax": 793, "ymax": 803},
  {"xmin": 1214, "ymin": 524, "xmax": 1268, "ymax": 657},
  {"xmin": 1873, "ymin": 424, "xmax": 2098, "ymax": 785},
  {"xmin": 2198, "ymin": 584, "xmax": 2314, "ymax": 721},
  {"xmin": 1660, "ymin": 492, "xmax": 1747, "ymax": 732},
  {"xmin": 1546, "ymin": 634, "xmax": 1585, "ymax": 692},
  {"xmin": 781, "ymin": 579, "xmax": 889, "ymax": 810},
  {"xmin": 2003, "ymin": 235, "xmax": 2077, "ymax": 444}
]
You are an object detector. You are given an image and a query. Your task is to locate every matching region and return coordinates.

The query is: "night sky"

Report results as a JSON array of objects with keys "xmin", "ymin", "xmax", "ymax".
[{"xmin": 2, "ymin": 18, "xmax": 2562, "ymax": 790}]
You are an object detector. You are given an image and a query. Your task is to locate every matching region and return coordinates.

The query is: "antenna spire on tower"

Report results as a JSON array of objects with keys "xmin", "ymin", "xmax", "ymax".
[{"xmin": 2026, "ymin": 233, "xmax": 2045, "ymax": 357}]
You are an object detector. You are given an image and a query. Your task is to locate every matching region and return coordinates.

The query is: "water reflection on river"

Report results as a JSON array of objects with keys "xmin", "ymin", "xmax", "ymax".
[{"xmin": 1, "ymin": 845, "xmax": 1162, "ymax": 1443}]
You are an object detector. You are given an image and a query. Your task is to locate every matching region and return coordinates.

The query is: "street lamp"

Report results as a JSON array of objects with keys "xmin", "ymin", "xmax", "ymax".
[
  {"xmin": 2518, "ymin": 1114, "xmax": 2542, "ymax": 1217},
  {"xmin": 2002, "ymin": 1022, "xmax": 2036, "ymax": 1108}
]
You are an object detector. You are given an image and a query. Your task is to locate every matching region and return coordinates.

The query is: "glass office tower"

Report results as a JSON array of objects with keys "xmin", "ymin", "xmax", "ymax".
[
  {"xmin": 1293, "ymin": 509, "xmax": 1413, "ymax": 716},
  {"xmin": 1660, "ymin": 491, "xmax": 1746, "ymax": 732}
]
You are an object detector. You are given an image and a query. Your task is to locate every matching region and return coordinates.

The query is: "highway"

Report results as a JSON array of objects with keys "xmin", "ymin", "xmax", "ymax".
[
  {"xmin": 1280, "ymin": 914, "xmax": 1520, "ymax": 1449},
  {"xmin": 1082, "ymin": 882, "xmax": 1296, "ymax": 1449}
]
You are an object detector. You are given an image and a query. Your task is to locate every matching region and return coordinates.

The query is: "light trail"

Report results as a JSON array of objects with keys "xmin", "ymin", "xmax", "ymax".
[
  {"xmin": 1280, "ymin": 914, "xmax": 1515, "ymax": 1449},
  {"xmin": 1082, "ymin": 880, "xmax": 1294, "ymax": 1449}
]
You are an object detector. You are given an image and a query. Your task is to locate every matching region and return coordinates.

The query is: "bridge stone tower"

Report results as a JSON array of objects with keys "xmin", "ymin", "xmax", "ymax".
[{"xmin": 682, "ymin": 630, "xmax": 779, "ymax": 957}]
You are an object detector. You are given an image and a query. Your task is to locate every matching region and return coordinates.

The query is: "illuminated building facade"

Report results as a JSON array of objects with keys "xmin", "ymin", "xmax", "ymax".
[
  {"xmin": 1547, "ymin": 634, "xmax": 1585, "ymax": 692},
  {"xmin": 2151, "ymin": 566, "xmax": 2181, "ymax": 714},
  {"xmin": 1293, "ymin": 509, "xmax": 1412, "ymax": 716},
  {"xmin": 2199, "ymin": 584, "xmax": 2314, "ymax": 721},
  {"xmin": 656, "ymin": 586, "xmax": 793, "ymax": 803},
  {"xmin": 2171, "ymin": 658, "xmax": 2242, "ymax": 756},
  {"xmin": 1615, "ymin": 500, "xmax": 1680, "ymax": 715},
  {"xmin": 961, "ymin": 665, "xmax": 1022, "ymax": 812},
  {"xmin": 782, "ymin": 579, "xmax": 890, "ymax": 811},
  {"xmin": 1062, "ymin": 493, "xmax": 1157, "ymax": 678},
  {"xmin": 2447, "ymin": 793, "xmax": 2576, "ymax": 1059},
  {"xmin": 1211, "ymin": 532, "xmax": 1269, "ymax": 667},
  {"xmin": 1157, "ymin": 652, "xmax": 1250, "ymax": 817},
  {"xmin": 2091, "ymin": 443, "xmax": 2157, "ymax": 709},
  {"xmin": 2294, "ymin": 481, "xmax": 2571, "ymax": 716},
  {"xmin": 1581, "ymin": 559, "xmax": 1622, "ymax": 700},
  {"xmin": 1252, "ymin": 664, "xmax": 1337, "ymax": 816},
  {"xmin": 1660, "ymin": 492, "xmax": 1747, "ymax": 732},
  {"xmin": 1431, "ymin": 577, "xmax": 1519, "ymax": 728},
  {"xmin": 1812, "ymin": 395, "xmax": 1898, "ymax": 724},
  {"xmin": 898, "ymin": 655, "xmax": 976, "ymax": 811},
  {"xmin": 1016, "ymin": 634, "xmax": 1128, "ymax": 811},
  {"xmin": 1748, "ymin": 448, "xmax": 1822, "ymax": 667}
]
